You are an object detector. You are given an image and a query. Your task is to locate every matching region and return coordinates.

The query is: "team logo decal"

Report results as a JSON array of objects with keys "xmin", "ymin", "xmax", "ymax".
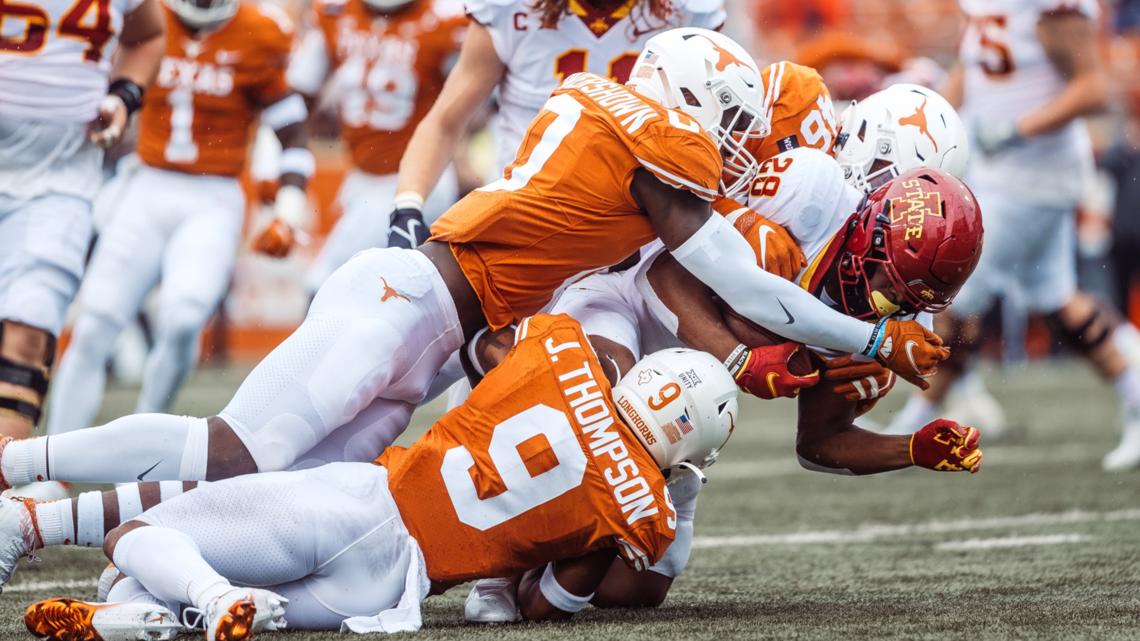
[
  {"xmin": 897, "ymin": 96, "xmax": 938, "ymax": 151},
  {"xmin": 890, "ymin": 179, "xmax": 944, "ymax": 241},
  {"xmin": 379, "ymin": 277, "xmax": 409, "ymax": 303},
  {"xmin": 637, "ymin": 369, "xmax": 654, "ymax": 385}
]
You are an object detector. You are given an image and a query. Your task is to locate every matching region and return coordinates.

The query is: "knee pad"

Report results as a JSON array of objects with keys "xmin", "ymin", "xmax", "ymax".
[
  {"xmin": 156, "ymin": 302, "xmax": 210, "ymax": 346},
  {"xmin": 1046, "ymin": 306, "xmax": 1115, "ymax": 354},
  {"xmin": 0, "ymin": 320, "xmax": 56, "ymax": 424}
]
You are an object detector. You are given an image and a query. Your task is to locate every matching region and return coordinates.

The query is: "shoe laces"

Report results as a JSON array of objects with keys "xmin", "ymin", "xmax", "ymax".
[
  {"xmin": 12, "ymin": 498, "xmax": 42, "ymax": 561},
  {"xmin": 181, "ymin": 606, "xmax": 205, "ymax": 630}
]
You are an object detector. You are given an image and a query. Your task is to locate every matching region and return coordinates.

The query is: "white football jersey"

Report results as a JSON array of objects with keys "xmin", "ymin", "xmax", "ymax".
[
  {"xmin": 958, "ymin": 0, "xmax": 1096, "ymax": 206},
  {"xmin": 465, "ymin": 0, "xmax": 725, "ymax": 170},
  {"xmin": 0, "ymin": 0, "xmax": 144, "ymax": 122}
]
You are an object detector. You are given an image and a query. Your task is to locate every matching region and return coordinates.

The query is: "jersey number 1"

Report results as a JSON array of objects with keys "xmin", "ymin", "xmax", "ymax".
[{"xmin": 441, "ymin": 404, "xmax": 587, "ymax": 531}]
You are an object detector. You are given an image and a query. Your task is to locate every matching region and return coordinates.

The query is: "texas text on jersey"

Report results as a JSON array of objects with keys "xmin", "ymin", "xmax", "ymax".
[
  {"xmin": 378, "ymin": 313, "xmax": 676, "ymax": 586},
  {"xmin": 430, "ymin": 72, "xmax": 722, "ymax": 330},
  {"xmin": 136, "ymin": 2, "xmax": 294, "ymax": 177}
]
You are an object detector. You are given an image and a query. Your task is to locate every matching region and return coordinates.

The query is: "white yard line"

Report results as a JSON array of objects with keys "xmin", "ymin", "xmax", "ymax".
[
  {"xmin": 692, "ymin": 507, "xmax": 1140, "ymax": 549},
  {"xmin": 5, "ymin": 578, "xmax": 98, "ymax": 594},
  {"xmin": 934, "ymin": 533, "xmax": 1091, "ymax": 551}
]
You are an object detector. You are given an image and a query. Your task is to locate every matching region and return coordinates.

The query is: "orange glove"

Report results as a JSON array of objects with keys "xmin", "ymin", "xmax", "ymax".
[
  {"xmin": 823, "ymin": 355, "xmax": 896, "ymax": 402},
  {"xmin": 727, "ymin": 209, "xmax": 806, "ymax": 281},
  {"xmin": 910, "ymin": 419, "xmax": 983, "ymax": 473},
  {"xmin": 729, "ymin": 342, "xmax": 820, "ymax": 399},
  {"xmin": 252, "ymin": 219, "xmax": 295, "ymax": 258},
  {"xmin": 866, "ymin": 319, "xmax": 950, "ymax": 389}
]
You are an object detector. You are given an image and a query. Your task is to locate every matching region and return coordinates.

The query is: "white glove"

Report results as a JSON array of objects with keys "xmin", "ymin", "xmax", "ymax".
[{"xmin": 974, "ymin": 119, "xmax": 1021, "ymax": 156}]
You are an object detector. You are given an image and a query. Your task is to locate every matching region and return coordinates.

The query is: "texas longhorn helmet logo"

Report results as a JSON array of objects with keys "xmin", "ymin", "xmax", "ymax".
[
  {"xmin": 684, "ymin": 33, "xmax": 749, "ymax": 72},
  {"xmin": 897, "ymin": 96, "xmax": 939, "ymax": 151}
]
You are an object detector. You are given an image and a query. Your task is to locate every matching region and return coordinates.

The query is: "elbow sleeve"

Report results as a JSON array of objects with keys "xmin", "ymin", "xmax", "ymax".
[{"xmin": 670, "ymin": 215, "xmax": 873, "ymax": 355}]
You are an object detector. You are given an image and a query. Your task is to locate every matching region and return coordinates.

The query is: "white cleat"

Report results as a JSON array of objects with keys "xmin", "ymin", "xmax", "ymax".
[
  {"xmin": 945, "ymin": 384, "xmax": 1007, "ymax": 441},
  {"xmin": 204, "ymin": 588, "xmax": 287, "ymax": 641},
  {"xmin": 1103, "ymin": 427, "xmax": 1140, "ymax": 472},
  {"xmin": 464, "ymin": 578, "xmax": 519, "ymax": 624},
  {"xmin": 3, "ymin": 481, "xmax": 71, "ymax": 501},
  {"xmin": 0, "ymin": 497, "xmax": 40, "ymax": 591},
  {"xmin": 24, "ymin": 598, "xmax": 181, "ymax": 641}
]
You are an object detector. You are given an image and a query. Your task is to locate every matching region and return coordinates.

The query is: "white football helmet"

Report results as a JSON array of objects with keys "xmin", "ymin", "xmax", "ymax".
[
  {"xmin": 628, "ymin": 28, "xmax": 766, "ymax": 197},
  {"xmin": 613, "ymin": 348, "xmax": 739, "ymax": 471},
  {"xmin": 834, "ymin": 83, "xmax": 969, "ymax": 193},
  {"xmin": 362, "ymin": 0, "xmax": 416, "ymax": 12},
  {"xmin": 164, "ymin": 0, "xmax": 238, "ymax": 30}
]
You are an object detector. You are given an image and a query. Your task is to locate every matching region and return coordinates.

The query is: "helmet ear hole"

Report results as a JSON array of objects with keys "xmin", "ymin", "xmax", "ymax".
[{"xmin": 680, "ymin": 88, "xmax": 702, "ymax": 107}]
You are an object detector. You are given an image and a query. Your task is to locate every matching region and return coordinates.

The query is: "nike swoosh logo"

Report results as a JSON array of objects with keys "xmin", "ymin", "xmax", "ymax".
[
  {"xmin": 765, "ymin": 371, "xmax": 779, "ymax": 397},
  {"xmin": 904, "ymin": 340, "xmax": 932, "ymax": 378},
  {"xmin": 777, "ymin": 298, "xmax": 794, "ymax": 324},
  {"xmin": 392, "ymin": 219, "xmax": 423, "ymax": 246},
  {"xmin": 757, "ymin": 225, "xmax": 775, "ymax": 269},
  {"xmin": 137, "ymin": 460, "xmax": 163, "ymax": 482}
]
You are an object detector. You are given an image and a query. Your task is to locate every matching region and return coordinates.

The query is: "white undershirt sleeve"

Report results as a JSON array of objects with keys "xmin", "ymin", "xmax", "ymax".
[
  {"xmin": 670, "ymin": 214, "xmax": 874, "ymax": 355},
  {"xmin": 287, "ymin": 29, "xmax": 330, "ymax": 96}
]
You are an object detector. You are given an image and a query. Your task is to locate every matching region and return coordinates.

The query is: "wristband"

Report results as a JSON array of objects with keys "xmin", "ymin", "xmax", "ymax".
[
  {"xmin": 538, "ymin": 563, "xmax": 593, "ymax": 613},
  {"xmin": 862, "ymin": 317, "xmax": 889, "ymax": 358},
  {"xmin": 393, "ymin": 191, "xmax": 425, "ymax": 212},
  {"xmin": 279, "ymin": 147, "xmax": 315, "ymax": 179},
  {"xmin": 107, "ymin": 79, "xmax": 144, "ymax": 115},
  {"xmin": 723, "ymin": 344, "xmax": 749, "ymax": 378}
]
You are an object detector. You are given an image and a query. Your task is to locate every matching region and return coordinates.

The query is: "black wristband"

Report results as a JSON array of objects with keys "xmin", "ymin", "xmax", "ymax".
[{"xmin": 108, "ymin": 78, "xmax": 145, "ymax": 115}]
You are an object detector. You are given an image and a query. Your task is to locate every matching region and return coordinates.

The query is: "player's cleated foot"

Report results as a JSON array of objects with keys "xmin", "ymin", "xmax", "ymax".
[
  {"xmin": 204, "ymin": 588, "xmax": 287, "ymax": 641},
  {"xmin": 96, "ymin": 564, "xmax": 122, "ymax": 603},
  {"xmin": 0, "ymin": 497, "xmax": 42, "ymax": 591},
  {"xmin": 1102, "ymin": 426, "xmax": 1140, "ymax": 472},
  {"xmin": 464, "ymin": 578, "xmax": 519, "ymax": 624},
  {"xmin": 4, "ymin": 481, "xmax": 72, "ymax": 501},
  {"xmin": 24, "ymin": 597, "xmax": 181, "ymax": 641}
]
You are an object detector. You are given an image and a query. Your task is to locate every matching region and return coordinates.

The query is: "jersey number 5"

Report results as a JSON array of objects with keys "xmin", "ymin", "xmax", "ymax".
[{"xmin": 441, "ymin": 404, "xmax": 588, "ymax": 531}]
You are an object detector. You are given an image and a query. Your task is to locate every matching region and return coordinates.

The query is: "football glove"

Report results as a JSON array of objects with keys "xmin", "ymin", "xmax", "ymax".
[
  {"xmin": 388, "ymin": 207, "xmax": 429, "ymax": 249},
  {"xmin": 731, "ymin": 341, "xmax": 820, "ymax": 400},
  {"xmin": 728, "ymin": 208, "xmax": 805, "ymax": 281},
  {"xmin": 974, "ymin": 119, "xmax": 1021, "ymax": 156},
  {"xmin": 252, "ymin": 219, "xmax": 295, "ymax": 258},
  {"xmin": 824, "ymin": 354, "xmax": 896, "ymax": 402},
  {"xmin": 864, "ymin": 319, "xmax": 950, "ymax": 390},
  {"xmin": 910, "ymin": 419, "xmax": 983, "ymax": 473}
]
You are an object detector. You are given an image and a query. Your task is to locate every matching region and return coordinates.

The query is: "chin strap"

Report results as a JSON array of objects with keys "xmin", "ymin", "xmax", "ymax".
[{"xmin": 674, "ymin": 461, "xmax": 707, "ymax": 484}]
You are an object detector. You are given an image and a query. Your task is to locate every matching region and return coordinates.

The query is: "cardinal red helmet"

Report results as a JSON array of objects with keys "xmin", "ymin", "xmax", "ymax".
[{"xmin": 835, "ymin": 167, "xmax": 983, "ymax": 320}]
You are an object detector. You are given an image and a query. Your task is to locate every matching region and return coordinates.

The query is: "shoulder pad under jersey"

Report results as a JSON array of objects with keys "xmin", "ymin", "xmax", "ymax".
[{"xmin": 463, "ymin": 0, "xmax": 519, "ymax": 25}]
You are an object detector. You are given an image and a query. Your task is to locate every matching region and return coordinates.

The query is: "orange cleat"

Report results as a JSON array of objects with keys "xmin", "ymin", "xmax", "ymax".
[{"xmin": 24, "ymin": 597, "xmax": 180, "ymax": 641}]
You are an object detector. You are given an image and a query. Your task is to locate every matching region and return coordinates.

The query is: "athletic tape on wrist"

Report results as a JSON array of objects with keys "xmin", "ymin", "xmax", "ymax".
[
  {"xmin": 116, "ymin": 484, "xmax": 144, "ymax": 521},
  {"xmin": 724, "ymin": 344, "xmax": 749, "ymax": 378},
  {"xmin": 862, "ymin": 318, "xmax": 888, "ymax": 358},
  {"xmin": 538, "ymin": 563, "xmax": 593, "ymax": 613},
  {"xmin": 108, "ymin": 79, "xmax": 144, "ymax": 115},
  {"xmin": 393, "ymin": 191, "xmax": 425, "ymax": 211},
  {"xmin": 76, "ymin": 491, "xmax": 104, "ymax": 547},
  {"xmin": 279, "ymin": 147, "xmax": 315, "ymax": 179}
]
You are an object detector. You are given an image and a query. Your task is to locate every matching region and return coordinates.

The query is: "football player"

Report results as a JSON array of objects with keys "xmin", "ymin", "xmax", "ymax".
[
  {"xmin": 18, "ymin": 315, "xmax": 736, "ymax": 639},
  {"xmin": 0, "ymin": 0, "xmax": 164, "ymax": 439},
  {"xmin": 43, "ymin": 0, "xmax": 313, "ymax": 445},
  {"xmin": 285, "ymin": 0, "xmax": 468, "ymax": 294},
  {"xmin": 383, "ymin": 0, "xmax": 726, "ymax": 249},
  {"xmin": 0, "ymin": 31, "xmax": 945, "ymax": 522},
  {"xmin": 463, "ymin": 84, "xmax": 978, "ymax": 619},
  {"xmin": 885, "ymin": 0, "xmax": 1140, "ymax": 471}
]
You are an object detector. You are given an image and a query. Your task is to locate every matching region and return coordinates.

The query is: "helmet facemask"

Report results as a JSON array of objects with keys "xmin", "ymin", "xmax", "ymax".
[{"xmin": 164, "ymin": 0, "xmax": 238, "ymax": 30}]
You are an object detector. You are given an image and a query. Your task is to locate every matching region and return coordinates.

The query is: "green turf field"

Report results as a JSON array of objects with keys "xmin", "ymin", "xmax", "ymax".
[{"xmin": 4, "ymin": 360, "xmax": 1139, "ymax": 640}]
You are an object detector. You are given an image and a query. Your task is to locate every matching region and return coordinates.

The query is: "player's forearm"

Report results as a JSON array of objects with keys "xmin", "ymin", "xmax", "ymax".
[
  {"xmin": 940, "ymin": 63, "xmax": 964, "ymax": 109},
  {"xmin": 113, "ymin": 0, "xmax": 164, "ymax": 87},
  {"xmin": 671, "ymin": 215, "xmax": 874, "ymax": 355},
  {"xmin": 645, "ymin": 255, "xmax": 739, "ymax": 361},
  {"xmin": 796, "ymin": 426, "xmax": 913, "ymax": 475},
  {"xmin": 395, "ymin": 112, "xmax": 467, "ymax": 198},
  {"xmin": 273, "ymin": 120, "xmax": 311, "ymax": 190},
  {"xmin": 1017, "ymin": 71, "xmax": 1108, "ymax": 138}
]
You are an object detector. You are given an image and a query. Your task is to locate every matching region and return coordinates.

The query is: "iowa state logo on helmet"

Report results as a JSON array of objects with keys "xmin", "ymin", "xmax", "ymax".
[{"xmin": 889, "ymin": 178, "xmax": 944, "ymax": 241}]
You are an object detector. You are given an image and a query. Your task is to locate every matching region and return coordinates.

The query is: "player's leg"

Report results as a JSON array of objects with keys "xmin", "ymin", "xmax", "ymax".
[
  {"xmin": 46, "ymin": 169, "xmax": 169, "ymax": 434},
  {"xmin": 0, "ymin": 247, "xmax": 463, "ymax": 487},
  {"xmin": 0, "ymin": 194, "xmax": 92, "ymax": 439},
  {"xmin": 289, "ymin": 397, "xmax": 413, "ymax": 469},
  {"xmin": 135, "ymin": 176, "xmax": 243, "ymax": 413}
]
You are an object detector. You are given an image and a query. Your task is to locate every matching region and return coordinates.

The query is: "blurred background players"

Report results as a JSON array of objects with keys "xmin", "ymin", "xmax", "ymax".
[
  {"xmin": 45, "ymin": 0, "xmax": 312, "ymax": 445},
  {"xmin": 286, "ymin": 0, "xmax": 468, "ymax": 296},
  {"xmin": 884, "ymin": 0, "xmax": 1140, "ymax": 471},
  {"xmin": 0, "ymin": 0, "xmax": 164, "ymax": 440},
  {"xmin": 384, "ymin": 0, "xmax": 727, "ymax": 249}
]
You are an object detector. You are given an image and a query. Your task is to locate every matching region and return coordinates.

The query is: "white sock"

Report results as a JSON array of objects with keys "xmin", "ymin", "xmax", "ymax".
[
  {"xmin": 1, "ymin": 414, "xmax": 209, "ymax": 486},
  {"xmin": 112, "ymin": 525, "xmax": 232, "ymax": 610},
  {"xmin": 885, "ymin": 394, "xmax": 938, "ymax": 435},
  {"xmin": 1114, "ymin": 366, "xmax": 1140, "ymax": 416},
  {"xmin": 1113, "ymin": 323, "xmax": 1140, "ymax": 365},
  {"xmin": 46, "ymin": 313, "xmax": 121, "ymax": 436},
  {"xmin": 106, "ymin": 575, "xmax": 172, "ymax": 609},
  {"xmin": 135, "ymin": 305, "xmax": 205, "ymax": 414},
  {"xmin": 33, "ymin": 500, "xmax": 74, "ymax": 547}
]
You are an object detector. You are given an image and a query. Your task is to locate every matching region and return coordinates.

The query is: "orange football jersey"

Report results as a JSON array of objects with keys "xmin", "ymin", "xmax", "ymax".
[
  {"xmin": 313, "ymin": 0, "xmax": 466, "ymax": 175},
  {"xmin": 430, "ymin": 73, "xmax": 722, "ymax": 330},
  {"xmin": 137, "ymin": 4, "xmax": 294, "ymax": 177},
  {"xmin": 378, "ymin": 313, "xmax": 676, "ymax": 585},
  {"xmin": 750, "ymin": 61, "xmax": 837, "ymax": 163}
]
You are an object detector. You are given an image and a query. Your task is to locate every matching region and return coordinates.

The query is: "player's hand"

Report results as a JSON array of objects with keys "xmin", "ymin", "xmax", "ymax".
[
  {"xmin": 868, "ymin": 319, "xmax": 950, "ymax": 390},
  {"xmin": 824, "ymin": 354, "xmax": 896, "ymax": 402},
  {"xmin": 730, "ymin": 211, "xmax": 806, "ymax": 281},
  {"xmin": 87, "ymin": 95, "xmax": 128, "ymax": 149},
  {"xmin": 910, "ymin": 419, "xmax": 983, "ymax": 473},
  {"xmin": 252, "ymin": 219, "xmax": 296, "ymax": 258},
  {"xmin": 733, "ymin": 342, "xmax": 820, "ymax": 400},
  {"xmin": 974, "ymin": 119, "xmax": 1021, "ymax": 156},
  {"xmin": 388, "ymin": 207, "xmax": 429, "ymax": 249}
]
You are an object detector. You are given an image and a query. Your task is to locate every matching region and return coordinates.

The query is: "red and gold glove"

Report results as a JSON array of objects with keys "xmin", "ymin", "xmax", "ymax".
[
  {"xmin": 715, "ymin": 198, "xmax": 806, "ymax": 281},
  {"xmin": 728, "ymin": 342, "xmax": 820, "ymax": 400},
  {"xmin": 866, "ymin": 319, "xmax": 950, "ymax": 389},
  {"xmin": 824, "ymin": 355, "xmax": 896, "ymax": 402},
  {"xmin": 252, "ymin": 219, "xmax": 296, "ymax": 258},
  {"xmin": 910, "ymin": 419, "xmax": 983, "ymax": 473}
]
